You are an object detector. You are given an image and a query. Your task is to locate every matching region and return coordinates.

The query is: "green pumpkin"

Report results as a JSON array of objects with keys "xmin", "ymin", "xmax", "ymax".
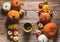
[
  {"xmin": 13, "ymin": 36, "xmax": 18, "ymax": 41},
  {"xmin": 38, "ymin": 23, "xmax": 43, "ymax": 30}
]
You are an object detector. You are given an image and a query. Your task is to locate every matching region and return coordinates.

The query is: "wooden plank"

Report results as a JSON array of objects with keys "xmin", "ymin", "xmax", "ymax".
[
  {"xmin": 49, "ymin": 38, "xmax": 53, "ymax": 42},
  {"xmin": 0, "ymin": 0, "xmax": 60, "ymax": 42}
]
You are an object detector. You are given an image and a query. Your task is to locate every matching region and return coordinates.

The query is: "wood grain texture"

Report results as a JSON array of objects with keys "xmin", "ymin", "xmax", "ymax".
[{"xmin": 0, "ymin": 0, "xmax": 60, "ymax": 42}]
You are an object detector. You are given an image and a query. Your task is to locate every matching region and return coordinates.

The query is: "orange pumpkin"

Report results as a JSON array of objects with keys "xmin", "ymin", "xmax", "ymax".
[
  {"xmin": 43, "ymin": 22, "xmax": 58, "ymax": 36},
  {"xmin": 11, "ymin": 0, "xmax": 21, "ymax": 10},
  {"xmin": 7, "ymin": 10, "xmax": 20, "ymax": 20},
  {"xmin": 40, "ymin": 13, "xmax": 51, "ymax": 24}
]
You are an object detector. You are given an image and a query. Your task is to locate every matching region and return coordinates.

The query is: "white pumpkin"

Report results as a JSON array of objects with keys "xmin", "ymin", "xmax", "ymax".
[
  {"xmin": 8, "ymin": 31, "xmax": 12, "ymax": 35},
  {"xmin": 2, "ymin": 2, "xmax": 11, "ymax": 11},
  {"xmin": 38, "ymin": 34, "xmax": 48, "ymax": 42}
]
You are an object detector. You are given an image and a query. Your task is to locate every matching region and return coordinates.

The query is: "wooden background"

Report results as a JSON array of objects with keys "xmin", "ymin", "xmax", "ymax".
[{"xmin": 0, "ymin": 0, "xmax": 60, "ymax": 42}]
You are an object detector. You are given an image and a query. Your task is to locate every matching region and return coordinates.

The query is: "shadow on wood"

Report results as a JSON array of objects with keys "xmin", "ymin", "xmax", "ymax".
[
  {"xmin": 23, "ymin": 32, "xmax": 31, "ymax": 42},
  {"xmin": 1, "ymin": 8, "xmax": 8, "ymax": 16}
]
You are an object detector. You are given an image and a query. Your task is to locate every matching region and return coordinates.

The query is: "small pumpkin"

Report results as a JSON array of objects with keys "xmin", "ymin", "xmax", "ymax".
[
  {"xmin": 11, "ymin": 0, "xmax": 21, "ymax": 10},
  {"xmin": 8, "ymin": 31, "xmax": 12, "ymax": 36},
  {"xmin": 42, "ymin": 4, "xmax": 50, "ymax": 12},
  {"xmin": 10, "ymin": 35, "xmax": 13, "ymax": 39},
  {"xmin": 13, "ymin": 36, "xmax": 18, "ymax": 41},
  {"xmin": 40, "ymin": 13, "xmax": 51, "ymax": 25},
  {"xmin": 7, "ymin": 10, "xmax": 20, "ymax": 20},
  {"xmin": 48, "ymin": 9, "xmax": 53, "ymax": 14},
  {"xmin": 48, "ymin": 9, "xmax": 53, "ymax": 17},
  {"xmin": 43, "ymin": 22, "xmax": 58, "ymax": 36},
  {"xmin": 38, "ymin": 34, "xmax": 48, "ymax": 42},
  {"xmin": 8, "ymin": 23, "xmax": 18, "ymax": 30},
  {"xmin": 38, "ymin": 9, "xmax": 43, "ymax": 16},
  {"xmin": 13, "ymin": 31, "xmax": 18, "ymax": 36},
  {"xmin": 19, "ymin": 9, "xmax": 25, "ymax": 18},
  {"xmin": 2, "ymin": 2, "xmax": 11, "ymax": 11},
  {"xmin": 35, "ymin": 30, "xmax": 41, "ymax": 36},
  {"xmin": 37, "ymin": 23, "xmax": 43, "ymax": 30}
]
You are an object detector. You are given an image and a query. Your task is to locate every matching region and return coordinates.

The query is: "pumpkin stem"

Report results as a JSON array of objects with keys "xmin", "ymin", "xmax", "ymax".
[
  {"xmin": 45, "ymin": 16, "xmax": 47, "ymax": 21},
  {"xmin": 51, "ymin": 29, "xmax": 54, "ymax": 32},
  {"xmin": 16, "ymin": 1, "xmax": 18, "ymax": 4},
  {"xmin": 13, "ymin": 16, "xmax": 15, "ymax": 19},
  {"xmin": 43, "ymin": 40, "xmax": 44, "ymax": 42},
  {"xmin": 5, "ymin": 6, "xmax": 7, "ymax": 8}
]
